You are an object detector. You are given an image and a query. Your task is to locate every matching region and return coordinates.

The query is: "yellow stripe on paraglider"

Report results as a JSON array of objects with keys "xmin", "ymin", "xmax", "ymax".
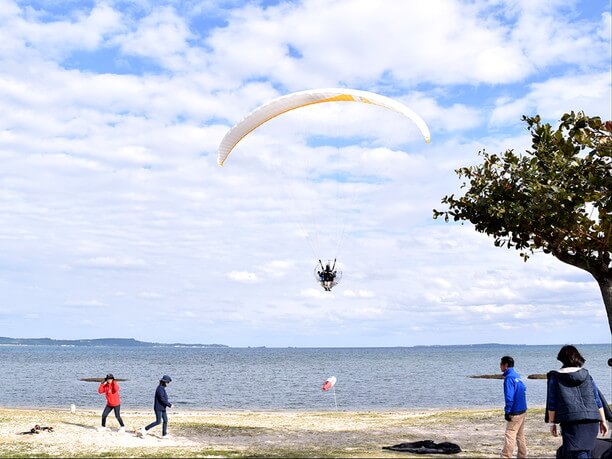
[
  {"xmin": 317, "ymin": 94, "xmax": 357, "ymax": 103},
  {"xmin": 219, "ymin": 95, "xmax": 364, "ymax": 166}
]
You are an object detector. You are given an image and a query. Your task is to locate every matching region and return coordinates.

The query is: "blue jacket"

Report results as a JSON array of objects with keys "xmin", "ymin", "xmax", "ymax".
[
  {"xmin": 503, "ymin": 367, "xmax": 527, "ymax": 414},
  {"xmin": 546, "ymin": 369, "xmax": 602, "ymax": 423},
  {"xmin": 154, "ymin": 384, "xmax": 172, "ymax": 412}
]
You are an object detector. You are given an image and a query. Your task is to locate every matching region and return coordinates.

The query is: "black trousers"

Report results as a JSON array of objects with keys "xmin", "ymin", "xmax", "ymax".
[
  {"xmin": 101, "ymin": 404, "xmax": 124, "ymax": 427},
  {"xmin": 145, "ymin": 410, "xmax": 168, "ymax": 436}
]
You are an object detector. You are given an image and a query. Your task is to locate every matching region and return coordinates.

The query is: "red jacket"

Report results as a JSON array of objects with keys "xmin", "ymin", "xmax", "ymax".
[{"xmin": 98, "ymin": 380, "xmax": 121, "ymax": 407}]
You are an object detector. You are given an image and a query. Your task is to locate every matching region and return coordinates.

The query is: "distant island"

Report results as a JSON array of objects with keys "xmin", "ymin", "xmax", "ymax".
[
  {"xmin": 0, "ymin": 337, "xmax": 228, "ymax": 348},
  {"xmin": 412, "ymin": 343, "xmax": 528, "ymax": 348}
]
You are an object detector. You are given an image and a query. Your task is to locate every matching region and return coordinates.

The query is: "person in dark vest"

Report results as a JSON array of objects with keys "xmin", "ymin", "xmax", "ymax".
[
  {"xmin": 546, "ymin": 345, "xmax": 609, "ymax": 459},
  {"xmin": 500, "ymin": 356, "xmax": 528, "ymax": 458},
  {"xmin": 140, "ymin": 375, "xmax": 173, "ymax": 438}
]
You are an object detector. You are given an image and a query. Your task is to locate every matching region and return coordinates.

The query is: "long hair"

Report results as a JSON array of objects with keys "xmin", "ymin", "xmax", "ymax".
[{"xmin": 557, "ymin": 345, "xmax": 585, "ymax": 368}]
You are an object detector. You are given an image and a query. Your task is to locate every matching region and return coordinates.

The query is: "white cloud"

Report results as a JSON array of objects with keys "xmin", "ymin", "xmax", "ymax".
[
  {"xmin": 343, "ymin": 289, "xmax": 375, "ymax": 298},
  {"xmin": 300, "ymin": 288, "xmax": 333, "ymax": 299},
  {"xmin": 258, "ymin": 260, "xmax": 294, "ymax": 278},
  {"xmin": 528, "ymin": 73, "xmax": 612, "ymax": 119},
  {"xmin": 411, "ymin": 95, "xmax": 483, "ymax": 133},
  {"xmin": 64, "ymin": 299, "xmax": 105, "ymax": 307},
  {"xmin": 508, "ymin": 0, "xmax": 610, "ymax": 69},
  {"xmin": 76, "ymin": 257, "xmax": 147, "ymax": 269},
  {"xmin": 203, "ymin": 0, "xmax": 611, "ymax": 88},
  {"xmin": 113, "ymin": 6, "xmax": 193, "ymax": 67},
  {"xmin": 599, "ymin": 12, "xmax": 611, "ymax": 41},
  {"xmin": 489, "ymin": 97, "xmax": 532, "ymax": 127},
  {"xmin": 137, "ymin": 291, "xmax": 163, "ymax": 300},
  {"xmin": 491, "ymin": 72, "xmax": 611, "ymax": 125},
  {"xmin": 227, "ymin": 270, "xmax": 259, "ymax": 283},
  {"xmin": 0, "ymin": 2, "xmax": 123, "ymax": 59}
]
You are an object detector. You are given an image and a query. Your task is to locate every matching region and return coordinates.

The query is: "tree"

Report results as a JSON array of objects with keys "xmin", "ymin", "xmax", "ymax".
[{"xmin": 433, "ymin": 112, "xmax": 612, "ymax": 332}]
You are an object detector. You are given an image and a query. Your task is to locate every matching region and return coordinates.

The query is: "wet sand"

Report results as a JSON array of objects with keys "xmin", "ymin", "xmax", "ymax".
[{"xmin": 0, "ymin": 406, "xmax": 565, "ymax": 457}]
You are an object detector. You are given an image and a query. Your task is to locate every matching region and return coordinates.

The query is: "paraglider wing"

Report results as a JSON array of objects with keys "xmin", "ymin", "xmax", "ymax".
[
  {"xmin": 217, "ymin": 88, "xmax": 431, "ymax": 166},
  {"xmin": 322, "ymin": 376, "xmax": 337, "ymax": 391}
]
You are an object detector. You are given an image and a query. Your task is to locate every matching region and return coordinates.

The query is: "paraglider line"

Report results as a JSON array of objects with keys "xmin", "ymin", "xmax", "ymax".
[
  {"xmin": 333, "ymin": 181, "xmax": 359, "ymax": 259},
  {"xmin": 268, "ymin": 154, "xmax": 321, "ymax": 260}
]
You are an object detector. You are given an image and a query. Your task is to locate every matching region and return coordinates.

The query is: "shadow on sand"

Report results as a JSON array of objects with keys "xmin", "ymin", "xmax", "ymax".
[{"xmin": 61, "ymin": 421, "xmax": 98, "ymax": 431}]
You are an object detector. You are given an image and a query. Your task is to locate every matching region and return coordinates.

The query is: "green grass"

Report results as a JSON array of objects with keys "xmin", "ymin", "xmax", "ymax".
[
  {"xmin": 0, "ymin": 445, "xmax": 246, "ymax": 459},
  {"xmin": 0, "ymin": 445, "xmax": 54, "ymax": 458},
  {"xmin": 175, "ymin": 422, "xmax": 273, "ymax": 437},
  {"xmin": 242, "ymin": 447, "xmax": 364, "ymax": 458},
  {"xmin": 409, "ymin": 409, "xmax": 491, "ymax": 422}
]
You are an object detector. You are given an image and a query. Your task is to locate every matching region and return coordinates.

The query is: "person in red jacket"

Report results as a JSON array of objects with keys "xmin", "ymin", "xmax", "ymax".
[{"xmin": 98, "ymin": 373, "xmax": 125, "ymax": 432}]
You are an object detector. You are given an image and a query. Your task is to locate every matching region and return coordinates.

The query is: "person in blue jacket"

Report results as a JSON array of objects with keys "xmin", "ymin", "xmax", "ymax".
[
  {"xmin": 546, "ymin": 345, "xmax": 608, "ymax": 459},
  {"xmin": 140, "ymin": 375, "xmax": 173, "ymax": 438},
  {"xmin": 500, "ymin": 355, "xmax": 528, "ymax": 458}
]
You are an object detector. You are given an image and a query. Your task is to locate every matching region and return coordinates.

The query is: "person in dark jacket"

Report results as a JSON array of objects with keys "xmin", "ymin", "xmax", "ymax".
[
  {"xmin": 97, "ymin": 373, "xmax": 125, "ymax": 432},
  {"xmin": 546, "ymin": 345, "xmax": 609, "ymax": 459},
  {"xmin": 500, "ymin": 356, "xmax": 528, "ymax": 458},
  {"xmin": 317, "ymin": 259, "xmax": 337, "ymax": 292},
  {"xmin": 140, "ymin": 375, "xmax": 173, "ymax": 438}
]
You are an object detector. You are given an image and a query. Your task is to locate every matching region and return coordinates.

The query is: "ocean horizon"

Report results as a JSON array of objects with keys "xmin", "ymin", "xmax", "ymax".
[
  {"xmin": 2, "ymin": 343, "xmax": 610, "ymax": 411},
  {"xmin": 1, "ymin": 336, "xmax": 609, "ymax": 348}
]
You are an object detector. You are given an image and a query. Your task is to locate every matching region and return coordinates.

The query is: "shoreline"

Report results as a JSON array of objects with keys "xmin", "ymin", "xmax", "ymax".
[
  {"xmin": 0, "ymin": 403, "xmax": 517, "ymax": 412},
  {"xmin": 0, "ymin": 406, "xmax": 566, "ymax": 458}
]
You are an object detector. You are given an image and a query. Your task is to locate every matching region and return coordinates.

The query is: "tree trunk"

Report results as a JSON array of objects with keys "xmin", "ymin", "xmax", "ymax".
[
  {"xmin": 596, "ymin": 274, "xmax": 612, "ymax": 334},
  {"xmin": 554, "ymin": 251, "xmax": 611, "ymax": 334}
]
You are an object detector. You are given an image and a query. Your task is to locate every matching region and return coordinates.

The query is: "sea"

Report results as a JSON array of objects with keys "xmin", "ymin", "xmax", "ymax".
[{"xmin": 1, "ymin": 344, "xmax": 610, "ymax": 411}]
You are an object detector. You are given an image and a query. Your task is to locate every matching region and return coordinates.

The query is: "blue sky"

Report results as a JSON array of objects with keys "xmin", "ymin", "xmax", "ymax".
[{"xmin": 0, "ymin": 0, "xmax": 610, "ymax": 346}]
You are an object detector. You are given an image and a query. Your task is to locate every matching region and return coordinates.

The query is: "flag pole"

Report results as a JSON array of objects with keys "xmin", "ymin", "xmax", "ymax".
[{"xmin": 332, "ymin": 385, "xmax": 338, "ymax": 411}]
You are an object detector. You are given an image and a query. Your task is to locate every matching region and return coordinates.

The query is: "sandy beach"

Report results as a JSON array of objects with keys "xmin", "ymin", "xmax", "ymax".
[{"xmin": 0, "ymin": 406, "xmax": 567, "ymax": 457}]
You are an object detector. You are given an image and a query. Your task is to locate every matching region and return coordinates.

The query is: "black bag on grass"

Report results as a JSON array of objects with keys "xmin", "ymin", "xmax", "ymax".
[{"xmin": 383, "ymin": 440, "xmax": 462, "ymax": 454}]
